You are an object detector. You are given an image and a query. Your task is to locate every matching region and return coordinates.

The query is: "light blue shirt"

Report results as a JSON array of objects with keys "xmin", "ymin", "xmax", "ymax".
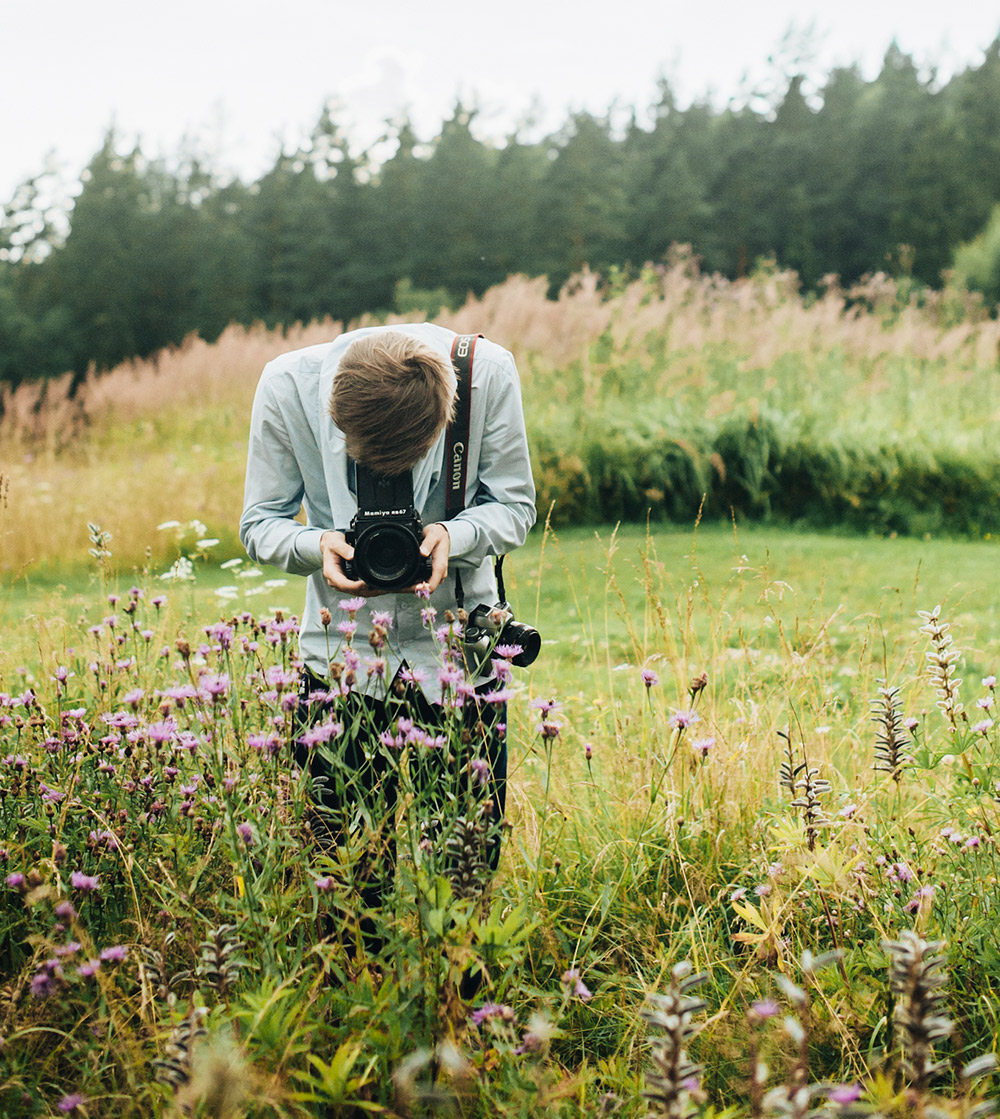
[{"xmin": 239, "ymin": 323, "xmax": 536, "ymax": 700}]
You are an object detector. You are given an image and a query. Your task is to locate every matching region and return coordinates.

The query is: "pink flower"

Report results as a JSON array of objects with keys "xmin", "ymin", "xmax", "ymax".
[
  {"xmin": 641, "ymin": 668, "xmax": 659, "ymax": 689},
  {"xmin": 561, "ymin": 967, "xmax": 593, "ymax": 1001},
  {"xmin": 669, "ymin": 710, "xmax": 701, "ymax": 730},
  {"xmin": 70, "ymin": 871, "xmax": 100, "ymax": 892},
  {"xmin": 339, "ymin": 597, "xmax": 366, "ymax": 615},
  {"xmin": 100, "ymin": 945, "xmax": 128, "ymax": 962}
]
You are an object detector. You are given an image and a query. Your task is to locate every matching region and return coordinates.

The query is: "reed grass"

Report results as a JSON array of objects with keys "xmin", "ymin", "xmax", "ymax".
[{"xmin": 3, "ymin": 259, "xmax": 1000, "ymax": 577}]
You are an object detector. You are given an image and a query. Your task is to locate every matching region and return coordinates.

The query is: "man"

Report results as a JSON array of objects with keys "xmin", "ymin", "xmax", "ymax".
[{"xmin": 239, "ymin": 322, "xmax": 536, "ymax": 947}]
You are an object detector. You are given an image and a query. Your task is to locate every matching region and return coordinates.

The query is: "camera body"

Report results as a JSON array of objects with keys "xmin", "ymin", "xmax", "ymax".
[
  {"xmin": 463, "ymin": 602, "xmax": 541, "ymax": 674},
  {"xmin": 342, "ymin": 468, "xmax": 433, "ymax": 590}
]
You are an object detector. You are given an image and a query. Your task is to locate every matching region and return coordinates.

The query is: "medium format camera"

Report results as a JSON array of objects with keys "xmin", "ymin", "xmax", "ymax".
[
  {"xmin": 342, "ymin": 467, "xmax": 433, "ymax": 590},
  {"xmin": 463, "ymin": 602, "xmax": 541, "ymax": 673}
]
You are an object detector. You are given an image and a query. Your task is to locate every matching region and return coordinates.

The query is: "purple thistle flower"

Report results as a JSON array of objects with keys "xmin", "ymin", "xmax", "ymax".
[
  {"xmin": 58, "ymin": 1094, "xmax": 88, "ymax": 1114},
  {"xmin": 236, "ymin": 822, "xmax": 255, "ymax": 846},
  {"xmin": 530, "ymin": 697, "xmax": 560, "ymax": 716},
  {"xmin": 371, "ymin": 610, "xmax": 393, "ymax": 629},
  {"xmin": 827, "ymin": 1084, "xmax": 863, "ymax": 1106},
  {"xmin": 199, "ymin": 673, "xmax": 231, "ymax": 701},
  {"xmin": 99, "ymin": 944, "xmax": 128, "ymax": 962},
  {"xmin": 78, "ymin": 959, "xmax": 101, "ymax": 978},
  {"xmin": 336, "ymin": 619, "xmax": 357, "ymax": 637},
  {"xmin": 5, "ymin": 872, "xmax": 25, "ymax": 889},
  {"xmin": 668, "ymin": 709, "xmax": 701, "ymax": 730},
  {"xmin": 750, "ymin": 998, "xmax": 780, "ymax": 1019},
  {"xmin": 470, "ymin": 1001, "xmax": 515, "ymax": 1026},
  {"xmin": 561, "ymin": 967, "xmax": 593, "ymax": 1001},
  {"xmin": 414, "ymin": 583, "xmax": 432, "ymax": 601},
  {"xmin": 494, "ymin": 643, "xmax": 523, "ymax": 660},
  {"xmin": 470, "ymin": 758, "xmax": 491, "ymax": 786},
  {"xmin": 339, "ymin": 596, "xmax": 367, "ymax": 614},
  {"xmin": 691, "ymin": 736, "xmax": 715, "ymax": 758},
  {"xmin": 641, "ymin": 668, "xmax": 659, "ymax": 689},
  {"xmin": 70, "ymin": 871, "xmax": 100, "ymax": 893}
]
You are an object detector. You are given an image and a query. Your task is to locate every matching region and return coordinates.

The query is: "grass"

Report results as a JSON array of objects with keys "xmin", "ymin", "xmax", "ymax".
[
  {"xmin": 6, "ymin": 265, "xmax": 1000, "ymax": 1115},
  {"xmin": 5, "ymin": 519, "xmax": 1000, "ymax": 1116}
]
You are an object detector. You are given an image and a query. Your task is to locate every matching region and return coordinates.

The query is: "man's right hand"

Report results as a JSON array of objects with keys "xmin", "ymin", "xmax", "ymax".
[{"xmin": 320, "ymin": 530, "xmax": 378, "ymax": 595}]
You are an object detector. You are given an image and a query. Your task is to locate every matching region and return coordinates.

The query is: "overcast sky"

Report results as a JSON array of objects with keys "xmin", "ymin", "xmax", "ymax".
[{"xmin": 2, "ymin": 0, "xmax": 999, "ymax": 203}]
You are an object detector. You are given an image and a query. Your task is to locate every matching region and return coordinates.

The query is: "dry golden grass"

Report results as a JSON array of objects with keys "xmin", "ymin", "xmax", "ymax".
[{"xmin": 1, "ymin": 260, "xmax": 997, "ymax": 576}]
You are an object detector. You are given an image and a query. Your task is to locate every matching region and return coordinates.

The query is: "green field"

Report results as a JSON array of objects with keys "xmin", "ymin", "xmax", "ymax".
[{"xmin": 5, "ymin": 520, "xmax": 1000, "ymax": 1116}]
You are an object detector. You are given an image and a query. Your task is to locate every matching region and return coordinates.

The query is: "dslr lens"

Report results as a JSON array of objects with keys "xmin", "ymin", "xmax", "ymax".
[{"xmin": 357, "ymin": 523, "xmax": 423, "ymax": 588}]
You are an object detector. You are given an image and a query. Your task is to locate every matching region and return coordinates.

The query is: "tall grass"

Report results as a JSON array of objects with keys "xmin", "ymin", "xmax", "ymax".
[
  {"xmin": 4, "ymin": 521, "xmax": 1000, "ymax": 1116},
  {"xmin": 3, "ymin": 257, "xmax": 1000, "ymax": 577}
]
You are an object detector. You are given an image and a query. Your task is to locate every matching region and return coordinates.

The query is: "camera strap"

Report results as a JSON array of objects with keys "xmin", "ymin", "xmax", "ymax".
[
  {"xmin": 445, "ymin": 333, "xmax": 480, "ymax": 521},
  {"xmin": 446, "ymin": 332, "xmax": 506, "ymax": 612}
]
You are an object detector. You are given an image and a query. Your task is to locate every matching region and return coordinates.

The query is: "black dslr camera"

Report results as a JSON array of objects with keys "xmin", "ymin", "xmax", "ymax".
[
  {"xmin": 342, "ymin": 467, "xmax": 433, "ymax": 590},
  {"xmin": 463, "ymin": 602, "xmax": 541, "ymax": 673}
]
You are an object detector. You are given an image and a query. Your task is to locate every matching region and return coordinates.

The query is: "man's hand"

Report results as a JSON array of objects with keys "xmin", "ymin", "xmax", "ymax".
[
  {"xmin": 320, "ymin": 530, "xmax": 382, "ymax": 596},
  {"xmin": 420, "ymin": 523, "xmax": 450, "ymax": 593}
]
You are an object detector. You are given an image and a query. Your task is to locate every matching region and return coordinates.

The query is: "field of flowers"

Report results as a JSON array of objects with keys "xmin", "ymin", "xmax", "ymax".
[
  {"xmin": 5, "ymin": 263, "xmax": 1000, "ymax": 1115},
  {"xmin": 4, "ymin": 517, "xmax": 1000, "ymax": 1117}
]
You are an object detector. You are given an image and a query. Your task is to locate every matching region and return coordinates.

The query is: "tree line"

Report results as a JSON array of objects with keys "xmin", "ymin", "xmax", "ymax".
[{"xmin": 3, "ymin": 38, "xmax": 1000, "ymax": 388}]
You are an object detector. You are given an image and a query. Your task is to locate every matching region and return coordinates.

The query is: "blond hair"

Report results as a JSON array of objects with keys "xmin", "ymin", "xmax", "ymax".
[{"xmin": 329, "ymin": 332, "xmax": 457, "ymax": 475}]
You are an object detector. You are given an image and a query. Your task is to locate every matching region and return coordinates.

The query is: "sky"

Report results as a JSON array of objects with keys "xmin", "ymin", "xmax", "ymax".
[{"xmin": 2, "ymin": 0, "xmax": 999, "ymax": 205}]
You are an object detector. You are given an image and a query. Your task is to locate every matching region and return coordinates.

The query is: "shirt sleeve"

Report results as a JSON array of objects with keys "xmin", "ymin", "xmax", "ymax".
[
  {"xmin": 445, "ymin": 349, "xmax": 537, "ymax": 563},
  {"xmin": 239, "ymin": 368, "xmax": 326, "ymax": 575}
]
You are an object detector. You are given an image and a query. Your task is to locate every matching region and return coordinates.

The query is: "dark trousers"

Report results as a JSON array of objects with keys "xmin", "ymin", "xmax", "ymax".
[{"xmin": 295, "ymin": 668, "xmax": 507, "ymax": 943}]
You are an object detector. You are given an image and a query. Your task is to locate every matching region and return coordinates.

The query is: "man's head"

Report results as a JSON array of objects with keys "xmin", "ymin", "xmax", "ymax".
[{"xmin": 329, "ymin": 331, "xmax": 457, "ymax": 476}]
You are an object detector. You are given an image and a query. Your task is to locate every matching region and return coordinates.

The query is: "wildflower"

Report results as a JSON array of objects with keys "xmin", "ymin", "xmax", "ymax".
[
  {"xmin": 584, "ymin": 742, "xmax": 594, "ymax": 761},
  {"xmin": 398, "ymin": 666, "xmax": 428, "ymax": 686},
  {"xmin": 494, "ymin": 643, "xmax": 522, "ymax": 659},
  {"xmin": 371, "ymin": 610, "xmax": 393, "ymax": 629},
  {"xmin": 750, "ymin": 998, "xmax": 780, "ymax": 1019},
  {"xmin": 973, "ymin": 719, "xmax": 993, "ymax": 735},
  {"xmin": 470, "ymin": 1002, "xmax": 515, "ymax": 1026},
  {"xmin": 691, "ymin": 736, "xmax": 714, "ymax": 758},
  {"xmin": 903, "ymin": 884, "xmax": 936, "ymax": 913},
  {"xmin": 100, "ymin": 945, "xmax": 128, "ymax": 962},
  {"xmin": 470, "ymin": 758, "xmax": 491, "ymax": 786},
  {"xmin": 58, "ymin": 1093, "xmax": 88, "ymax": 1113},
  {"xmin": 642, "ymin": 668, "xmax": 659, "ymax": 689},
  {"xmin": 561, "ymin": 967, "xmax": 593, "ymax": 1001},
  {"xmin": 669, "ymin": 710, "xmax": 701, "ymax": 730},
  {"xmin": 729, "ymin": 887, "xmax": 747, "ymax": 902},
  {"xmin": 5, "ymin": 872, "xmax": 25, "ymax": 889},
  {"xmin": 78, "ymin": 959, "xmax": 101, "ymax": 978},
  {"xmin": 200, "ymin": 673, "xmax": 230, "ymax": 701},
  {"xmin": 538, "ymin": 720, "xmax": 560, "ymax": 740},
  {"xmin": 315, "ymin": 876, "xmax": 334, "ymax": 891},
  {"xmin": 54, "ymin": 900, "xmax": 76, "ymax": 921},
  {"xmin": 70, "ymin": 871, "xmax": 100, "ymax": 892},
  {"xmin": 421, "ymin": 606, "xmax": 437, "ymax": 627},
  {"xmin": 336, "ymin": 619, "xmax": 357, "ymax": 637},
  {"xmin": 236, "ymin": 822, "xmax": 255, "ymax": 847},
  {"xmin": 984, "ymin": 675, "xmax": 997, "ymax": 689},
  {"xmin": 827, "ymin": 1084, "xmax": 863, "ymax": 1106},
  {"xmin": 319, "ymin": 607, "xmax": 332, "ymax": 627},
  {"xmin": 531, "ymin": 697, "xmax": 560, "ymax": 717}
]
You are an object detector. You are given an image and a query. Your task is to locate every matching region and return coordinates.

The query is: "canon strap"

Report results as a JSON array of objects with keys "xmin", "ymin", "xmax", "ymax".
[
  {"xmin": 445, "ymin": 333, "xmax": 479, "ymax": 520},
  {"xmin": 445, "ymin": 333, "xmax": 506, "ymax": 610}
]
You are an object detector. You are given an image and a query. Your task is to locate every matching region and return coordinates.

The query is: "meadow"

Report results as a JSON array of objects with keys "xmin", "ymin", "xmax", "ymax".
[{"xmin": 4, "ymin": 265, "xmax": 1000, "ymax": 1117}]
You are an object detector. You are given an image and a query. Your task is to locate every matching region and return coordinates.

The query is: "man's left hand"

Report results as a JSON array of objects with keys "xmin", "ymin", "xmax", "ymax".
[{"xmin": 420, "ymin": 523, "xmax": 450, "ymax": 593}]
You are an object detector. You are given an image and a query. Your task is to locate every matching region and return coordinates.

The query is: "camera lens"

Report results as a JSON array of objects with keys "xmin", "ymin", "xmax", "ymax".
[
  {"xmin": 503, "ymin": 621, "xmax": 541, "ymax": 667},
  {"xmin": 355, "ymin": 523, "xmax": 424, "ymax": 589}
]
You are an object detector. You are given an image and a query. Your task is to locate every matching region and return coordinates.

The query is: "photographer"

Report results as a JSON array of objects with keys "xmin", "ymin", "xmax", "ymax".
[{"xmin": 239, "ymin": 323, "xmax": 536, "ymax": 950}]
